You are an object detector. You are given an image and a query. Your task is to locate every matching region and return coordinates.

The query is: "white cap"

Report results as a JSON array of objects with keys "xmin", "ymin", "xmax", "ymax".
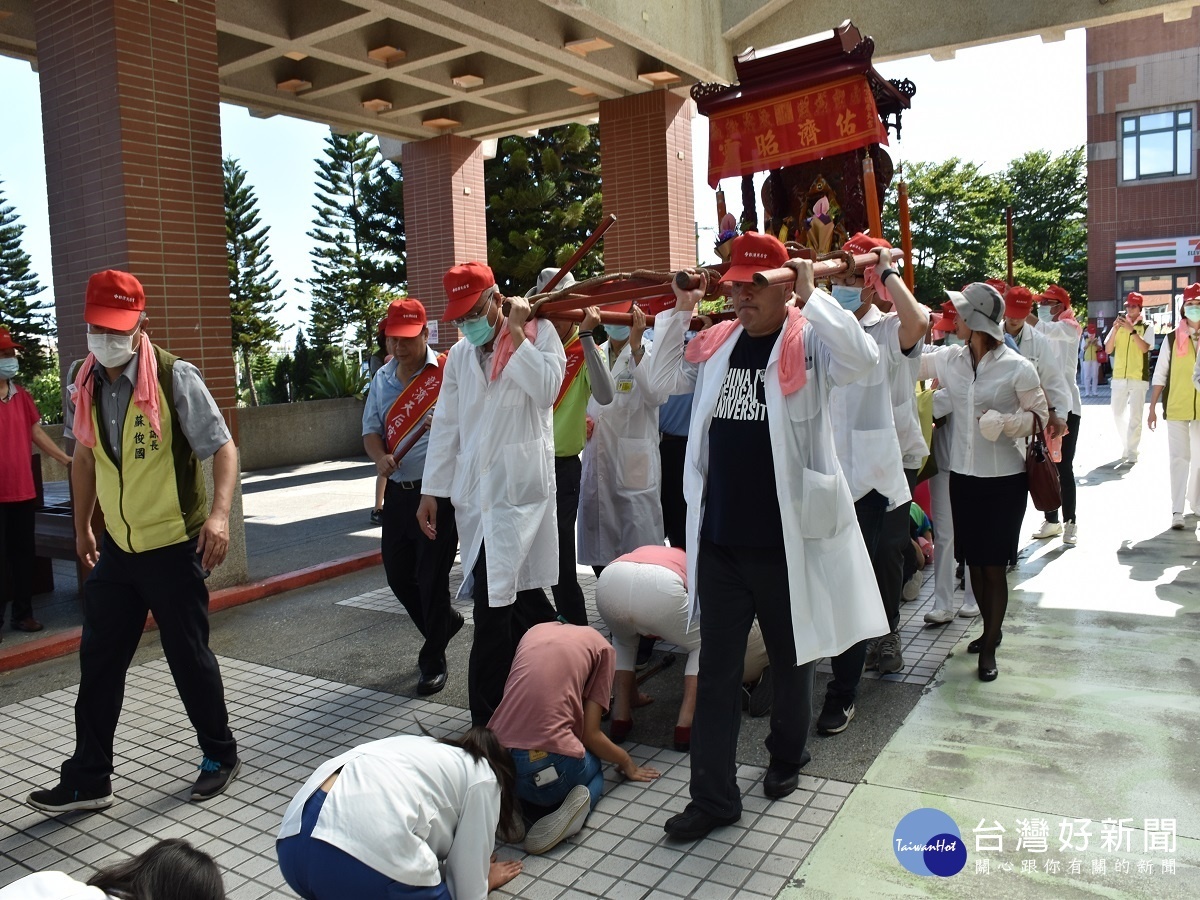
[{"xmin": 526, "ymin": 267, "xmax": 577, "ymax": 297}]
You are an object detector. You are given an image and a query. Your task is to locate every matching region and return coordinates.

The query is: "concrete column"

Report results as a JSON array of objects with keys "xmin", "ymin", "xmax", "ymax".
[
  {"xmin": 33, "ymin": 0, "xmax": 247, "ymax": 586},
  {"xmin": 599, "ymin": 91, "xmax": 696, "ymax": 273},
  {"xmin": 400, "ymin": 135, "xmax": 488, "ymax": 350}
]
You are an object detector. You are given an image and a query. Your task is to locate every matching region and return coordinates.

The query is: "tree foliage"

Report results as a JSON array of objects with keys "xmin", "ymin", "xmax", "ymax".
[
  {"xmin": 305, "ymin": 133, "xmax": 405, "ymax": 356},
  {"xmin": 225, "ymin": 157, "xmax": 284, "ymax": 407},
  {"xmin": 484, "ymin": 123, "xmax": 603, "ymax": 294},
  {"xmin": 0, "ymin": 181, "xmax": 52, "ymax": 378},
  {"xmin": 884, "ymin": 147, "xmax": 1087, "ymax": 305}
]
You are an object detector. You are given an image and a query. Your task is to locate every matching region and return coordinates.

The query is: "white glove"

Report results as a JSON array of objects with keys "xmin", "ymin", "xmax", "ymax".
[{"xmin": 978, "ymin": 409, "xmax": 1034, "ymax": 441}]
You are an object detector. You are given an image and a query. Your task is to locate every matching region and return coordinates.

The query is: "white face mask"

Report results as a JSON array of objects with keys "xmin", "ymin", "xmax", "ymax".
[{"xmin": 88, "ymin": 331, "xmax": 138, "ymax": 368}]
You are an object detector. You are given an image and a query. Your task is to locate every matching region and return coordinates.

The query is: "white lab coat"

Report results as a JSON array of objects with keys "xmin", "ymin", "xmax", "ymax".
[
  {"xmin": 645, "ymin": 290, "xmax": 890, "ymax": 665},
  {"xmin": 577, "ymin": 340, "xmax": 669, "ymax": 565},
  {"xmin": 1012, "ymin": 323, "xmax": 1073, "ymax": 416},
  {"xmin": 421, "ymin": 319, "xmax": 566, "ymax": 606},
  {"xmin": 1035, "ymin": 318, "xmax": 1084, "ymax": 416}
]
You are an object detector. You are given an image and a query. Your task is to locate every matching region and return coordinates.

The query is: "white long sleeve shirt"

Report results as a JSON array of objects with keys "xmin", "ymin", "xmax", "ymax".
[
  {"xmin": 0, "ymin": 874, "xmax": 110, "ymax": 900},
  {"xmin": 277, "ymin": 736, "xmax": 500, "ymax": 900}
]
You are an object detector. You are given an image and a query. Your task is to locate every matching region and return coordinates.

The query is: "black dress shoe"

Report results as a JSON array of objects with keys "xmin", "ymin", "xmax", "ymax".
[
  {"xmin": 417, "ymin": 672, "xmax": 447, "ymax": 695},
  {"xmin": 978, "ymin": 663, "xmax": 999, "ymax": 682},
  {"xmin": 967, "ymin": 631, "xmax": 1002, "ymax": 654},
  {"xmin": 448, "ymin": 611, "xmax": 465, "ymax": 641},
  {"xmin": 763, "ymin": 749, "xmax": 812, "ymax": 799},
  {"xmin": 663, "ymin": 805, "xmax": 740, "ymax": 841}
]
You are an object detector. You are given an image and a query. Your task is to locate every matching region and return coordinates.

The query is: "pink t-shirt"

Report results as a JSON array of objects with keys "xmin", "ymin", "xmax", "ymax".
[
  {"xmin": 488, "ymin": 623, "xmax": 615, "ymax": 759},
  {"xmin": 613, "ymin": 545, "xmax": 687, "ymax": 586},
  {"xmin": 0, "ymin": 385, "xmax": 40, "ymax": 503}
]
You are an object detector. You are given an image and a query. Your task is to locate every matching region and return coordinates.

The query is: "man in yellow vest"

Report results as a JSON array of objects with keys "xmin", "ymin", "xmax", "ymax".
[
  {"xmin": 28, "ymin": 270, "xmax": 240, "ymax": 814},
  {"xmin": 1149, "ymin": 284, "xmax": 1200, "ymax": 529},
  {"xmin": 1105, "ymin": 292, "xmax": 1155, "ymax": 464}
]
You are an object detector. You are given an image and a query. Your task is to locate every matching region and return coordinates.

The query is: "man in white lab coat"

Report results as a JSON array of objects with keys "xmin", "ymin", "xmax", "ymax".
[
  {"xmin": 418, "ymin": 262, "xmax": 566, "ymax": 725},
  {"xmin": 648, "ymin": 233, "xmax": 887, "ymax": 842}
]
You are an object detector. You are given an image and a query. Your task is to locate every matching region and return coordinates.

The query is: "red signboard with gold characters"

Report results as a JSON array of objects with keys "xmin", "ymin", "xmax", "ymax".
[{"xmin": 706, "ymin": 74, "xmax": 889, "ymax": 188}]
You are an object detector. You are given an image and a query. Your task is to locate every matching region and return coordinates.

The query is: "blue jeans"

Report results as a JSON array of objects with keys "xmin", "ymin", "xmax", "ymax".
[
  {"xmin": 277, "ymin": 790, "xmax": 450, "ymax": 900},
  {"xmin": 510, "ymin": 748, "xmax": 604, "ymax": 812}
]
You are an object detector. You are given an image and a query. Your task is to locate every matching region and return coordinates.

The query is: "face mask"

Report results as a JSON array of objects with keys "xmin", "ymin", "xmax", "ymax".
[
  {"xmin": 944, "ymin": 334, "xmax": 963, "ymax": 346},
  {"xmin": 831, "ymin": 285, "xmax": 863, "ymax": 311},
  {"xmin": 460, "ymin": 311, "xmax": 497, "ymax": 347},
  {"xmin": 1037, "ymin": 305, "xmax": 1054, "ymax": 323},
  {"xmin": 87, "ymin": 332, "xmax": 138, "ymax": 368},
  {"xmin": 1184, "ymin": 306, "xmax": 1200, "ymax": 323},
  {"xmin": 0, "ymin": 358, "xmax": 18, "ymax": 379},
  {"xmin": 605, "ymin": 324, "xmax": 631, "ymax": 341}
]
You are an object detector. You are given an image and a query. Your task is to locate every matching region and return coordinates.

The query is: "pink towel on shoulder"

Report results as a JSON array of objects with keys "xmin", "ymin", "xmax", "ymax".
[
  {"xmin": 1176, "ymin": 319, "xmax": 1197, "ymax": 358},
  {"xmin": 489, "ymin": 320, "xmax": 540, "ymax": 381},
  {"xmin": 685, "ymin": 306, "xmax": 807, "ymax": 395},
  {"xmin": 71, "ymin": 333, "xmax": 161, "ymax": 449}
]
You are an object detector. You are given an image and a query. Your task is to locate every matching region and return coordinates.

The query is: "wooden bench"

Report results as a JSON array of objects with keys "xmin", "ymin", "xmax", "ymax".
[{"xmin": 31, "ymin": 456, "xmax": 96, "ymax": 598}]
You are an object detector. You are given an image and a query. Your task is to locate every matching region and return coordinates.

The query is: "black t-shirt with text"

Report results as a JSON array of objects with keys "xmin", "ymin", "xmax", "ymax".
[{"xmin": 701, "ymin": 328, "xmax": 785, "ymax": 547}]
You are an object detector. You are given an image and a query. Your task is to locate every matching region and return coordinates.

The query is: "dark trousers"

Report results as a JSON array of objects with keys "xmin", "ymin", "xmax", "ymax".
[
  {"xmin": 689, "ymin": 540, "xmax": 814, "ymax": 818},
  {"xmin": 381, "ymin": 482, "xmax": 459, "ymax": 677},
  {"xmin": 1045, "ymin": 411, "xmax": 1081, "ymax": 524},
  {"xmin": 469, "ymin": 544, "xmax": 557, "ymax": 726},
  {"xmin": 62, "ymin": 535, "xmax": 236, "ymax": 790},
  {"xmin": 0, "ymin": 499, "xmax": 36, "ymax": 624},
  {"xmin": 827, "ymin": 491, "xmax": 909, "ymax": 704},
  {"xmin": 551, "ymin": 455, "xmax": 587, "ymax": 625},
  {"xmin": 659, "ymin": 436, "xmax": 688, "ymax": 549}
]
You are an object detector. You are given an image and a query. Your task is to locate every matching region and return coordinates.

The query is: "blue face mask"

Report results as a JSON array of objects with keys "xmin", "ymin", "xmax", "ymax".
[
  {"xmin": 0, "ymin": 358, "xmax": 17, "ymax": 379},
  {"xmin": 943, "ymin": 334, "xmax": 963, "ymax": 346},
  {"xmin": 831, "ymin": 285, "xmax": 863, "ymax": 311},
  {"xmin": 1185, "ymin": 306, "xmax": 1200, "ymax": 323},
  {"xmin": 460, "ymin": 312, "xmax": 497, "ymax": 347},
  {"xmin": 606, "ymin": 324, "xmax": 631, "ymax": 341}
]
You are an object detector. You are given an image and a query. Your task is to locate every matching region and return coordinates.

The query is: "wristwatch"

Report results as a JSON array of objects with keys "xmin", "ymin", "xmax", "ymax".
[{"xmin": 880, "ymin": 268, "xmax": 900, "ymax": 283}]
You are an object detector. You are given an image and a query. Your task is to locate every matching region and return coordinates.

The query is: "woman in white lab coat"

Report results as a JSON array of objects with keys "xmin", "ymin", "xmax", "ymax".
[{"xmin": 577, "ymin": 306, "xmax": 670, "ymax": 570}]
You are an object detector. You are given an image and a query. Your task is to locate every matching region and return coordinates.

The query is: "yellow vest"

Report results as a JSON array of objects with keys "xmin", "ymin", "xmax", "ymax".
[
  {"xmin": 1112, "ymin": 322, "xmax": 1151, "ymax": 381},
  {"xmin": 90, "ymin": 346, "xmax": 208, "ymax": 553},
  {"xmin": 1164, "ymin": 331, "xmax": 1200, "ymax": 422}
]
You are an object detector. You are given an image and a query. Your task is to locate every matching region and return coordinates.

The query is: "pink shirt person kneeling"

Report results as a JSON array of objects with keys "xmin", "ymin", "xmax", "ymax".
[{"xmin": 488, "ymin": 622, "xmax": 659, "ymax": 855}]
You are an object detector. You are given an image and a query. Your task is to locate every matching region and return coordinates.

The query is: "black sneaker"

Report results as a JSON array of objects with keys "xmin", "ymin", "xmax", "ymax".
[
  {"xmin": 370, "ymin": 509, "xmax": 383, "ymax": 526},
  {"xmin": 816, "ymin": 695, "xmax": 855, "ymax": 735},
  {"xmin": 191, "ymin": 757, "xmax": 241, "ymax": 801},
  {"xmin": 28, "ymin": 781, "xmax": 114, "ymax": 814},
  {"xmin": 763, "ymin": 750, "xmax": 810, "ymax": 799}
]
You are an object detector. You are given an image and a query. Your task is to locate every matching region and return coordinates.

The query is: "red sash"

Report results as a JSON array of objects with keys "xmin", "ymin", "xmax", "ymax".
[
  {"xmin": 553, "ymin": 337, "xmax": 587, "ymax": 410},
  {"xmin": 384, "ymin": 354, "xmax": 447, "ymax": 455}
]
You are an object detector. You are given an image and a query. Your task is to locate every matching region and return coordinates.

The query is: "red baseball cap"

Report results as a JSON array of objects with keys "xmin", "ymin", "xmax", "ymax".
[
  {"xmin": 938, "ymin": 300, "xmax": 959, "ymax": 332},
  {"xmin": 0, "ymin": 326, "xmax": 22, "ymax": 351},
  {"xmin": 719, "ymin": 232, "xmax": 789, "ymax": 284},
  {"xmin": 1004, "ymin": 285, "xmax": 1034, "ymax": 319},
  {"xmin": 984, "ymin": 278, "xmax": 1009, "ymax": 298},
  {"xmin": 85, "ymin": 270, "xmax": 145, "ymax": 331},
  {"xmin": 1039, "ymin": 284, "xmax": 1071, "ymax": 306},
  {"xmin": 384, "ymin": 298, "xmax": 427, "ymax": 338},
  {"xmin": 1125, "ymin": 291, "xmax": 1144, "ymax": 308},
  {"xmin": 1182, "ymin": 284, "xmax": 1200, "ymax": 302},
  {"xmin": 842, "ymin": 232, "xmax": 892, "ymax": 255},
  {"xmin": 442, "ymin": 261, "xmax": 495, "ymax": 321}
]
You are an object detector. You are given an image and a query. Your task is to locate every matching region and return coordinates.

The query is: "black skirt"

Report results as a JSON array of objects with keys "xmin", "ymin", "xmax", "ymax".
[{"xmin": 949, "ymin": 471, "xmax": 1028, "ymax": 566}]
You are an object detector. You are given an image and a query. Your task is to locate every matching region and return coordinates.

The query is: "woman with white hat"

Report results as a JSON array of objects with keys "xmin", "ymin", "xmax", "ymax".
[{"xmin": 919, "ymin": 284, "xmax": 1048, "ymax": 681}]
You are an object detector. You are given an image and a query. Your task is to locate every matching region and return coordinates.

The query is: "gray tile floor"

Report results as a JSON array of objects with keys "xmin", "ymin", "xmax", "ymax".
[{"xmin": 0, "ymin": 657, "xmax": 853, "ymax": 899}]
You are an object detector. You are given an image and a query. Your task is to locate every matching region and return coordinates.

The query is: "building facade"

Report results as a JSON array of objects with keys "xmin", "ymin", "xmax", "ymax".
[{"xmin": 1087, "ymin": 12, "xmax": 1200, "ymax": 333}]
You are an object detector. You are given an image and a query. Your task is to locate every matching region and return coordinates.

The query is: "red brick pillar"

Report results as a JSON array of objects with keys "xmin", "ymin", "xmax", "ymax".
[
  {"xmin": 34, "ymin": 0, "xmax": 233, "ymax": 412},
  {"xmin": 599, "ymin": 92, "xmax": 696, "ymax": 273},
  {"xmin": 401, "ymin": 135, "xmax": 487, "ymax": 350},
  {"xmin": 34, "ymin": 0, "xmax": 246, "ymax": 585}
]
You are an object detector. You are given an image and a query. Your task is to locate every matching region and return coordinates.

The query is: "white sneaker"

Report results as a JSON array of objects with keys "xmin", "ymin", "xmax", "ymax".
[
  {"xmin": 1172, "ymin": 514, "xmax": 1186, "ymax": 531},
  {"xmin": 1031, "ymin": 520, "xmax": 1062, "ymax": 539},
  {"xmin": 924, "ymin": 607, "xmax": 955, "ymax": 625},
  {"xmin": 1062, "ymin": 522, "xmax": 1078, "ymax": 545},
  {"xmin": 958, "ymin": 600, "xmax": 980, "ymax": 618},
  {"xmin": 524, "ymin": 785, "xmax": 591, "ymax": 855},
  {"xmin": 902, "ymin": 570, "xmax": 923, "ymax": 601}
]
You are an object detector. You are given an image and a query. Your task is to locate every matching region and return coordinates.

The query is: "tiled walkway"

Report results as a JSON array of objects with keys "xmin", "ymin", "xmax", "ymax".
[{"xmin": 0, "ymin": 656, "xmax": 856, "ymax": 899}]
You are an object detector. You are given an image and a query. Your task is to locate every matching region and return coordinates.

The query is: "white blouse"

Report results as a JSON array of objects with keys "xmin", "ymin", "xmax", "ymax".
[
  {"xmin": 277, "ymin": 736, "xmax": 500, "ymax": 900},
  {"xmin": 920, "ymin": 343, "xmax": 1047, "ymax": 478}
]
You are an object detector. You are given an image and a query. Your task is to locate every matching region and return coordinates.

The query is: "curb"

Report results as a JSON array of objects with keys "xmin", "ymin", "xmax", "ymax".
[{"xmin": 0, "ymin": 550, "xmax": 382, "ymax": 674}]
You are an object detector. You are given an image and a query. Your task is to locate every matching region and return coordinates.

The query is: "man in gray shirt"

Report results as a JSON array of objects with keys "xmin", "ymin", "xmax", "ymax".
[{"xmin": 28, "ymin": 269, "xmax": 240, "ymax": 814}]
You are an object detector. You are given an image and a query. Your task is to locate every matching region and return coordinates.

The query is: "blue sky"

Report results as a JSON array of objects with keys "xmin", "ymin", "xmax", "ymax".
[{"xmin": 0, "ymin": 29, "xmax": 1086, "ymax": 345}]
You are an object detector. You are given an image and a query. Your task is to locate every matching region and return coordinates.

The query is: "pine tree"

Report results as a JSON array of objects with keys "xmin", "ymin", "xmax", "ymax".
[
  {"xmin": 306, "ymin": 133, "xmax": 403, "ymax": 357},
  {"xmin": 0, "ymin": 181, "xmax": 52, "ymax": 378},
  {"xmin": 484, "ymin": 123, "xmax": 603, "ymax": 294},
  {"xmin": 225, "ymin": 158, "xmax": 284, "ymax": 406}
]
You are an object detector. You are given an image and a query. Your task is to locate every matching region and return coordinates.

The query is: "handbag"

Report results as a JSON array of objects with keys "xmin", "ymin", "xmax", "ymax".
[{"xmin": 1026, "ymin": 414, "xmax": 1062, "ymax": 512}]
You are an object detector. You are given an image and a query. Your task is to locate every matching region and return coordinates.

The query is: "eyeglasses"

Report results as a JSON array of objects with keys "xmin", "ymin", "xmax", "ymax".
[{"xmin": 449, "ymin": 287, "xmax": 495, "ymax": 327}]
